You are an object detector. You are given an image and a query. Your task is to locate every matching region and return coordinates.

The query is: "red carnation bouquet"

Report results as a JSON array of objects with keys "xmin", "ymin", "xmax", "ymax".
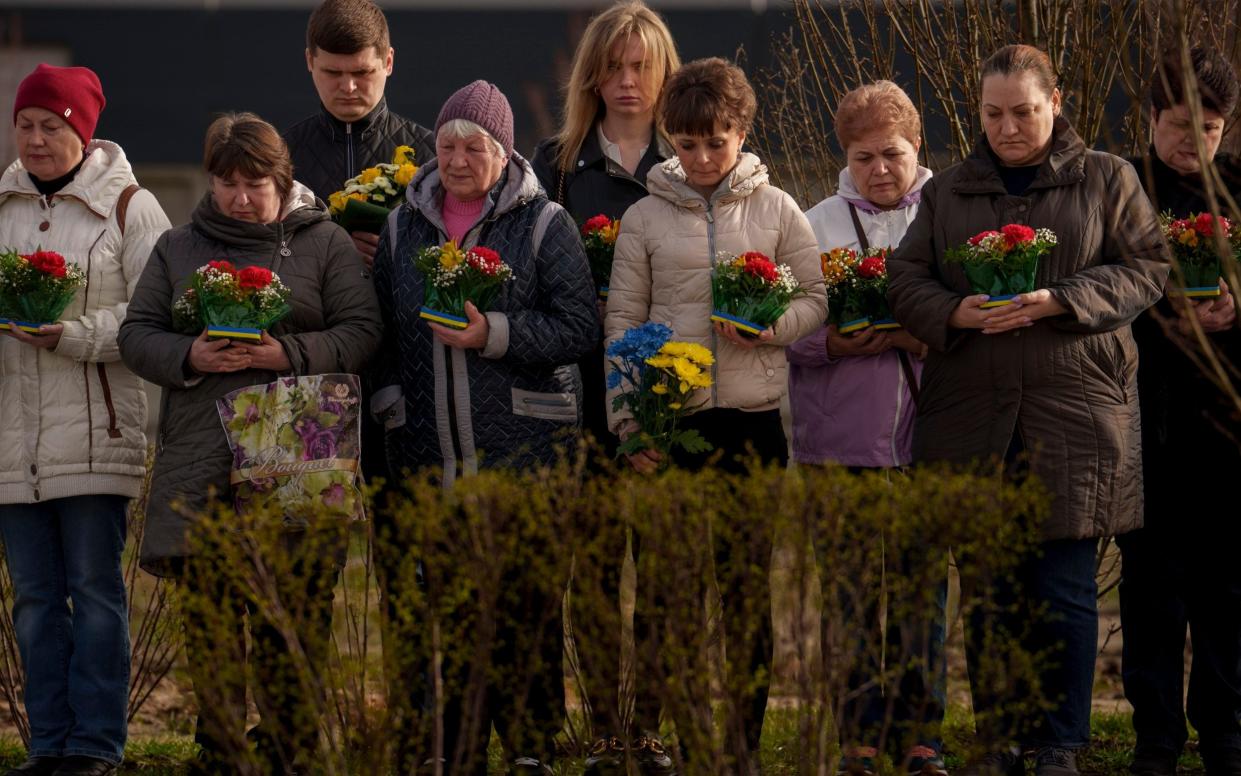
[
  {"xmin": 0, "ymin": 249, "xmax": 86, "ymax": 332},
  {"xmin": 710, "ymin": 250, "xmax": 803, "ymax": 336},
  {"xmin": 171, "ymin": 260, "xmax": 292, "ymax": 341},
  {"xmin": 821, "ymin": 246, "xmax": 899, "ymax": 333},
  {"xmin": 581, "ymin": 214, "xmax": 620, "ymax": 299},
  {"xmin": 944, "ymin": 224, "xmax": 1058, "ymax": 308},
  {"xmin": 413, "ymin": 240, "xmax": 513, "ymax": 329},
  {"xmin": 1162, "ymin": 212, "xmax": 1239, "ymax": 298}
]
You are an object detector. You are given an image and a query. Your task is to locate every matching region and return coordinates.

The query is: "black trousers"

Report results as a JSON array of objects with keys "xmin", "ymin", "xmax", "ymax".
[
  {"xmin": 1117, "ymin": 511, "xmax": 1241, "ymax": 758},
  {"xmin": 672, "ymin": 408, "xmax": 785, "ymax": 764},
  {"xmin": 180, "ymin": 528, "xmax": 345, "ymax": 775}
]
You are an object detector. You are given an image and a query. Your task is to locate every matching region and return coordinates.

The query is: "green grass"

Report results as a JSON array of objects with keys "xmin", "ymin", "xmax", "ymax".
[{"xmin": 0, "ymin": 710, "xmax": 1193, "ymax": 774}]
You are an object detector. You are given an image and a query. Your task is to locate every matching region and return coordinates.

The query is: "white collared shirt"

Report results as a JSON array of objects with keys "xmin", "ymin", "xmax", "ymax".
[{"xmin": 597, "ymin": 124, "xmax": 649, "ymax": 169}]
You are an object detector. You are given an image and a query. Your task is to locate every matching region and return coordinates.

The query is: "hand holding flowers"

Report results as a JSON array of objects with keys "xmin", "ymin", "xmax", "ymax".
[
  {"xmin": 607, "ymin": 322, "xmax": 714, "ymax": 472},
  {"xmin": 711, "ymin": 251, "xmax": 803, "ymax": 339},
  {"xmin": 0, "ymin": 249, "xmax": 85, "ymax": 338}
]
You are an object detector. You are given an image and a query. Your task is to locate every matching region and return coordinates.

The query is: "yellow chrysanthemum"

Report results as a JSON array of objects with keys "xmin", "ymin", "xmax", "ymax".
[
  {"xmin": 645, "ymin": 354, "xmax": 675, "ymax": 369},
  {"xmin": 359, "ymin": 167, "xmax": 383, "ymax": 185},
  {"xmin": 393, "ymin": 145, "xmax": 416, "ymax": 166},
  {"xmin": 439, "ymin": 240, "xmax": 466, "ymax": 270},
  {"xmin": 651, "ymin": 383, "xmax": 669, "ymax": 395},
  {"xmin": 394, "ymin": 163, "xmax": 418, "ymax": 187},
  {"xmin": 672, "ymin": 358, "xmax": 701, "ymax": 381},
  {"xmin": 328, "ymin": 191, "xmax": 348, "ymax": 214},
  {"xmin": 668, "ymin": 402, "xmax": 683, "ymax": 410},
  {"xmin": 686, "ymin": 372, "xmax": 712, "ymax": 389},
  {"xmin": 348, "ymin": 192, "xmax": 368, "ymax": 203}
]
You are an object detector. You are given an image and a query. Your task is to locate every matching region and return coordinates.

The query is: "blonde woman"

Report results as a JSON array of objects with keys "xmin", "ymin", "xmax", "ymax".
[{"xmin": 530, "ymin": 3, "xmax": 681, "ymax": 772}]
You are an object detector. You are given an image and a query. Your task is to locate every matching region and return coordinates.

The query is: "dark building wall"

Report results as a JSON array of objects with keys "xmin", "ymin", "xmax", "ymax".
[{"xmin": 11, "ymin": 7, "xmax": 785, "ymax": 166}]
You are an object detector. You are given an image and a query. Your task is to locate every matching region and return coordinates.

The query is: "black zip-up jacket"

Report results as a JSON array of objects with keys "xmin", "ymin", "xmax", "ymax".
[
  {"xmin": 530, "ymin": 127, "xmax": 670, "ymax": 455},
  {"xmin": 283, "ymin": 98, "xmax": 435, "ymax": 209},
  {"xmin": 530, "ymin": 127, "xmax": 668, "ymax": 223},
  {"xmin": 1128, "ymin": 149, "xmax": 1241, "ymax": 511}
]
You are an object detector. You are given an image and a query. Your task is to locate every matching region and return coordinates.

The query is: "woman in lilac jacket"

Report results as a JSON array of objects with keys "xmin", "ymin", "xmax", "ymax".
[{"xmin": 787, "ymin": 81, "xmax": 945, "ymax": 776}]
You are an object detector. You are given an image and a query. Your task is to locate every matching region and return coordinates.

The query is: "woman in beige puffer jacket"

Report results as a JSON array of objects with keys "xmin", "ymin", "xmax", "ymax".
[
  {"xmin": 602, "ymin": 58, "xmax": 825, "ymax": 775},
  {"xmin": 0, "ymin": 64, "xmax": 169, "ymax": 773}
]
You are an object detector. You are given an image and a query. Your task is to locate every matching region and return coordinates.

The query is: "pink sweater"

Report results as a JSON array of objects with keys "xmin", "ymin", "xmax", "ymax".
[{"xmin": 442, "ymin": 192, "xmax": 485, "ymax": 243}]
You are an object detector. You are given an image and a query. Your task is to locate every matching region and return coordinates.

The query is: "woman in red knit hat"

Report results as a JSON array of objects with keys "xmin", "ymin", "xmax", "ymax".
[{"xmin": 0, "ymin": 64, "xmax": 170, "ymax": 776}]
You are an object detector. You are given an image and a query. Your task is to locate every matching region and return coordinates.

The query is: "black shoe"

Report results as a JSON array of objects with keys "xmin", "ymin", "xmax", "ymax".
[
  {"xmin": 4, "ymin": 758, "xmax": 62, "ymax": 776},
  {"xmin": 584, "ymin": 736, "xmax": 625, "ymax": 775},
  {"xmin": 1203, "ymin": 747, "xmax": 1241, "ymax": 776},
  {"xmin": 1033, "ymin": 748, "xmax": 1079, "ymax": 776},
  {"xmin": 1129, "ymin": 747, "xmax": 1177, "ymax": 776},
  {"xmin": 633, "ymin": 735, "xmax": 677, "ymax": 775},
  {"xmin": 50, "ymin": 757, "xmax": 115, "ymax": 776},
  {"xmin": 960, "ymin": 747, "xmax": 1024, "ymax": 776}
]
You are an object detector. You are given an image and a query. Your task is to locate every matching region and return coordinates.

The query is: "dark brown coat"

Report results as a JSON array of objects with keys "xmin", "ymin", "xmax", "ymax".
[{"xmin": 888, "ymin": 118, "xmax": 1170, "ymax": 540}]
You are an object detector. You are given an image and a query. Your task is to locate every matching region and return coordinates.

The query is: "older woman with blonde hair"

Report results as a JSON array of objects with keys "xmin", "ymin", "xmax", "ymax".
[{"xmin": 789, "ymin": 80, "xmax": 945, "ymax": 776}]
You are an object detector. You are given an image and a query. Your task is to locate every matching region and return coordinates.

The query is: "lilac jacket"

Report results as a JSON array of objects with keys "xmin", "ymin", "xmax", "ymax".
[{"xmin": 787, "ymin": 167, "xmax": 930, "ymax": 468}]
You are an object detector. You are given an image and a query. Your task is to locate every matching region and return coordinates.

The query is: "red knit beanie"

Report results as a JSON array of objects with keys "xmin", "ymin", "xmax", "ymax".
[
  {"xmin": 13, "ymin": 64, "xmax": 106, "ymax": 145},
  {"xmin": 435, "ymin": 80, "xmax": 514, "ymax": 157}
]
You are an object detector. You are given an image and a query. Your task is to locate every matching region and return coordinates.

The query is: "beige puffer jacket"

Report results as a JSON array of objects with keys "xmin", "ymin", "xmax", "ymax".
[
  {"xmin": 605, "ymin": 153, "xmax": 826, "ymax": 433},
  {"xmin": 0, "ymin": 140, "xmax": 170, "ymax": 503}
]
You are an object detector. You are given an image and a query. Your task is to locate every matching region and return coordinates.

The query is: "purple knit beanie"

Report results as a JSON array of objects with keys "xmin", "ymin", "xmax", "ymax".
[{"xmin": 435, "ymin": 80, "xmax": 514, "ymax": 157}]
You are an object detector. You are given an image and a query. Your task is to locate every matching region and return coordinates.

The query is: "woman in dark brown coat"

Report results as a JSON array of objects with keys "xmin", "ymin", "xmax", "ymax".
[{"xmin": 888, "ymin": 45, "xmax": 1169, "ymax": 776}]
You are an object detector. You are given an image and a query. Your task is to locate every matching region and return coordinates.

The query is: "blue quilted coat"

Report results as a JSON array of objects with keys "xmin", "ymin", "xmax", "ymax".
[{"xmin": 372, "ymin": 154, "xmax": 598, "ymax": 484}]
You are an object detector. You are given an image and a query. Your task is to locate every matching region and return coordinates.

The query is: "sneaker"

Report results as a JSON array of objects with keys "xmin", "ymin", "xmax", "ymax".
[
  {"xmin": 1129, "ymin": 747, "xmax": 1177, "ymax": 776},
  {"xmin": 583, "ymin": 736, "xmax": 625, "ymax": 775},
  {"xmin": 906, "ymin": 745, "xmax": 950, "ymax": 776},
  {"xmin": 960, "ymin": 747, "xmax": 1024, "ymax": 776},
  {"xmin": 1202, "ymin": 746, "xmax": 1241, "ymax": 776},
  {"xmin": 837, "ymin": 746, "xmax": 879, "ymax": 776},
  {"xmin": 1033, "ymin": 748, "xmax": 1079, "ymax": 776},
  {"xmin": 510, "ymin": 756, "xmax": 554, "ymax": 775},
  {"xmin": 632, "ymin": 734, "xmax": 676, "ymax": 775}
]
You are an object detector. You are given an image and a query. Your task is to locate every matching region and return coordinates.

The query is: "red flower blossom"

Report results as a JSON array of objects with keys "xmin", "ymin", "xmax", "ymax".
[
  {"xmin": 741, "ymin": 253, "xmax": 779, "ymax": 283},
  {"xmin": 237, "ymin": 266, "xmax": 274, "ymax": 290},
  {"xmin": 207, "ymin": 260, "xmax": 237, "ymax": 275},
  {"xmin": 1193, "ymin": 212, "xmax": 1229, "ymax": 237},
  {"xmin": 968, "ymin": 230, "xmax": 1001, "ymax": 246},
  {"xmin": 468, "ymin": 246, "xmax": 503, "ymax": 276},
  {"xmin": 1001, "ymin": 224, "xmax": 1036, "ymax": 246},
  {"xmin": 858, "ymin": 255, "xmax": 886, "ymax": 279},
  {"xmin": 582, "ymin": 215, "xmax": 611, "ymax": 235},
  {"xmin": 24, "ymin": 250, "xmax": 67, "ymax": 278}
]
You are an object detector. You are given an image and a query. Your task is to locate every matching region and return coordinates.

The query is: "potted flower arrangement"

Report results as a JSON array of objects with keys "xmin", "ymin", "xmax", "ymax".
[
  {"xmin": 581, "ymin": 214, "xmax": 620, "ymax": 300},
  {"xmin": 413, "ymin": 241, "xmax": 513, "ymax": 329},
  {"xmin": 0, "ymin": 249, "xmax": 86, "ymax": 332},
  {"xmin": 171, "ymin": 260, "xmax": 292, "ymax": 342},
  {"xmin": 710, "ymin": 250, "xmax": 803, "ymax": 336},
  {"xmin": 822, "ymin": 246, "xmax": 899, "ymax": 333},
  {"xmin": 944, "ymin": 224, "xmax": 1057, "ymax": 308},
  {"xmin": 1162, "ymin": 212, "xmax": 1239, "ymax": 298}
]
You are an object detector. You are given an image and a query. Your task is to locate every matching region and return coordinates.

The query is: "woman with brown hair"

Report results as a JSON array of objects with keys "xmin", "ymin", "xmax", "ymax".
[
  {"xmin": 529, "ymin": 4, "xmax": 681, "ymax": 771},
  {"xmin": 119, "ymin": 112, "xmax": 381, "ymax": 774},
  {"xmin": 888, "ymin": 45, "xmax": 1170, "ymax": 776},
  {"xmin": 605, "ymin": 57, "xmax": 826, "ymax": 775}
]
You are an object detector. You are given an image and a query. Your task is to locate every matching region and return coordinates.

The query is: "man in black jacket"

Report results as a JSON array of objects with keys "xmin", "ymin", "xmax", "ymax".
[
  {"xmin": 1123, "ymin": 45, "xmax": 1241, "ymax": 776},
  {"xmin": 284, "ymin": 0, "xmax": 434, "ymax": 267}
]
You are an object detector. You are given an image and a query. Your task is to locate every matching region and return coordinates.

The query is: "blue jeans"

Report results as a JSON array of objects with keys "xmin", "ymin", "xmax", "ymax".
[
  {"xmin": 962, "ymin": 537, "xmax": 1099, "ymax": 750},
  {"xmin": 0, "ymin": 495, "xmax": 130, "ymax": 764}
]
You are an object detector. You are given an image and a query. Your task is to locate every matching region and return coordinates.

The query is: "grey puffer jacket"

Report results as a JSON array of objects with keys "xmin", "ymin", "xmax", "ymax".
[
  {"xmin": 371, "ymin": 154, "xmax": 598, "ymax": 485},
  {"xmin": 118, "ymin": 184, "xmax": 382, "ymax": 575}
]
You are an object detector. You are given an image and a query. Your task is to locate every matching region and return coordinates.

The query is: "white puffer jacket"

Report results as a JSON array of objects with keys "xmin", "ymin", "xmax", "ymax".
[
  {"xmin": 0, "ymin": 140, "xmax": 170, "ymax": 503},
  {"xmin": 605, "ymin": 153, "xmax": 826, "ymax": 433}
]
